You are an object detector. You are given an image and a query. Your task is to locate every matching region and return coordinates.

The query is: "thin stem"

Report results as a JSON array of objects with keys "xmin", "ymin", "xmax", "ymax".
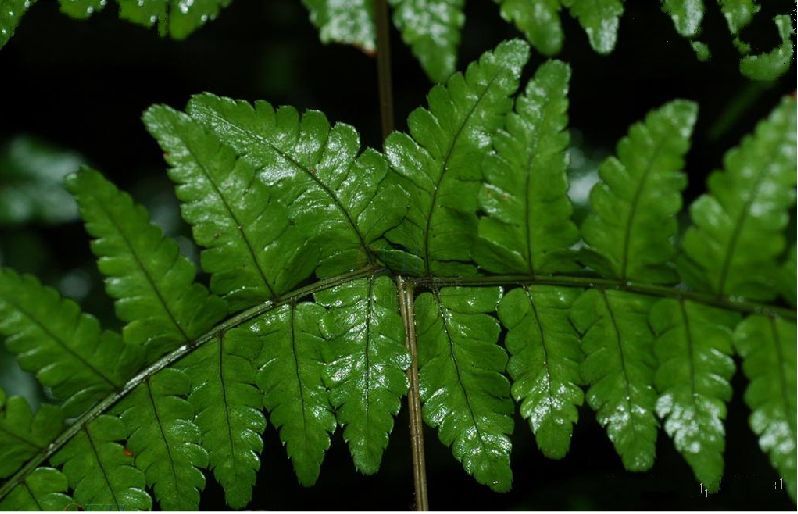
[
  {"xmin": 397, "ymin": 276, "xmax": 429, "ymax": 511},
  {"xmin": 375, "ymin": 0, "xmax": 395, "ymax": 139}
]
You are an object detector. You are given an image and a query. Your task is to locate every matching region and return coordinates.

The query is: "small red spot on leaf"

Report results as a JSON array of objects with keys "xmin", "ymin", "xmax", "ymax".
[{"xmin": 123, "ymin": 447, "xmax": 134, "ymax": 457}]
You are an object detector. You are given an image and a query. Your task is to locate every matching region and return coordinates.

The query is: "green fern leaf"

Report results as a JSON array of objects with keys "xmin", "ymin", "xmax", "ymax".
[
  {"xmin": 0, "ymin": 396, "xmax": 63, "ymax": 478},
  {"xmin": 495, "ymin": 0, "xmax": 563, "ymax": 56},
  {"xmin": 383, "ymin": 39, "xmax": 529, "ymax": 276},
  {"xmin": 678, "ymin": 96, "xmax": 797, "ymax": 301},
  {"xmin": 650, "ymin": 300, "xmax": 738, "ymax": 491},
  {"xmin": 0, "ymin": 0, "xmax": 31, "ymax": 48},
  {"xmin": 59, "ymin": 0, "xmax": 104, "ymax": 18},
  {"xmin": 561, "ymin": 0, "xmax": 624, "ymax": 54},
  {"xmin": 416, "ymin": 286, "xmax": 514, "ymax": 492},
  {"xmin": 115, "ymin": 368, "xmax": 208, "ymax": 510},
  {"xmin": 144, "ymin": 106, "xmax": 317, "ymax": 311},
  {"xmin": 475, "ymin": 59, "xmax": 577, "ymax": 274},
  {"xmin": 176, "ymin": 332, "xmax": 265, "ymax": 508},
  {"xmin": 781, "ymin": 245, "xmax": 796, "ymax": 308},
  {"xmin": 0, "ymin": 467, "xmax": 73, "ymax": 510},
  {"xmin": 67, "ymin": 167, "xmax": 227, "ymax": 361},
  {"xmin": 0, "ymin": 269, "xmax": 142, "ymax": 417},
  {"xmin": 662, "ymin": 0, "xmax": 705, "ymax": 38},
  {"xmin": 170, "ymin": 93, "xmax": 407, "ymax": 279},
  {"xmin": 314, "ymin": 276, "xmax": 410, "ymax": 474},
  {"xmin": 118, "ymin": 0, "xmax": 230, "ymax": 39},
  {"xmin": 734, "ymin": 315, "xmax": 797, "ymax": 500},
  {"xmin": 581, "ymin": 100, "xmax": 697, "ymax": 283},
  {"xmin": 571, "ymin": 289, "xmax": 658, "ymax": 471},
  {"xmin": 389, "ymin": 0, "xmax": 464, "ymax": 83},
  {"xmin": 498, "ymin": 286, "xmax": 583, "ymax": 459},
  {"xmin": 303, "ymin": 0, "xmax": 375, "ymax": 53},
  {"xmin": 236, "ymin": 303, "xmax": 336, "ymax": 486},
  {"xmin": 716, "ymin": 0, "xmax": 758, "ymax": 34},
  {"xmin": 739, "ymin": 15, "xmax": 794, "ymax": 81},
  {"xmin": 51, "ymin": 414, "xmax": 151, "ymax": 510}
]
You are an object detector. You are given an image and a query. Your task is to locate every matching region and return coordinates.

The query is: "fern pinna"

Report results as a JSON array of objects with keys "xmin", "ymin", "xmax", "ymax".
[{"xmin": 0, "ymin": 39, "xmax": 794, "ymax": 510}]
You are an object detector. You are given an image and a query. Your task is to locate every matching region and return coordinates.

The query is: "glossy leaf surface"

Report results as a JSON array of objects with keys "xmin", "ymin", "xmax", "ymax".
[
  {"xmin": 739, "ymin": 15, "xmax": 794, "ymax": 81},
  {"xmin": 571, "ymin": 289, "xmax": 658, "ymax": 471},
  {"xmin": 475, "ymin": 59, "xmax": 577, "ymax": 274},
  {"xmin": 0, "ymin": 467, "xmax": 73, "ymax": 510},
  {"xmin": 416, "ymin": 286, "xmax": 514, "ymax": 492},
  {"xmin": 678, "ymin": 96, "xmax": 797, "ymax": 301},
  {"xmin": 68, "ymin": 167, "xmax": 226, "ymax": 360},
  {"xmin": 581, "ymin": 100, "xmax": 697, "ymax": 283},
  {"xmin": 315, "ymin": 276, "xmax": 410, "ymax": 474},
  {"xmin": 303, "ymin": 0, "xmax": 375, "ymax": 53},
  {"xmin": 651, "ymin": 300, "xmax": 738, "ymax": 491},
  {"xmin": 0, "ymin": 397, "xmax": 63, "ymax": 479},
  {"xmin": 498, "ymin": 286, "xmax": 583, "ymax": 459},
  {"xmin": 383, "ymin": 39, "xmax": 528, "ymax": 276}
]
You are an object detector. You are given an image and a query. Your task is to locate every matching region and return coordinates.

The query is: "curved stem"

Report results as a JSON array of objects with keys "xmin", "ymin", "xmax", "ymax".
[{"xmin": 397, "ymin": 276, "xmax": 429, "ymax": 510}]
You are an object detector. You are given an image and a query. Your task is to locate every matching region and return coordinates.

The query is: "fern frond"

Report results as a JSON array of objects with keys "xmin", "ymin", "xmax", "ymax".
[
  {"xmin": 388, "ymin": 0, "xmax": 464, "ymax": 83},
  {"xmin": 739, "ymin": 15, "xmax": 794, "ymax": 81},
  {"xmin": 314, "ymin": 276, "xmax": 410, "ymax": 474},
  {"xmin": 176, "ymin": 333, "xmax": 265, "ymax": 508},
  {"xmin": 176, "ymin": 93, "xmax": 407, "ymax": 278},
  {"xmin": 0, "ymin": 0, "xmax": 29, "ymax": 47},
  {"xmin": 561, "ymin": 0, "xmax": 623, "ymax": 53},
  {"xmin": 498, "ymin": 286, "xmax": 583, "ymax": 459},
  {"xmin": 383, "ymin": 39, "xmax": 529, "ymax": 276},
  {"xmin": 475, "ymin": 59, "xmax": 577, "ymax": 275},
  {"xmin": 115, "ymin": 368, "xmax": 207, "ymax": 510},
  {"xmin": 650, "ymin": 300, "xmax": 738, "ymax": 491},
  {"xmin": 780, "ymin": 245, "xmax": 796, "ymax": 308},
  {"xmin": 662, "ymin": 0, "xmax": 704, "ymax": 38},
  {"xmin": 580, "ymin": 100, "xmax": 697, "ymax": 283},
  {"xmin": 145, "ymin": 107, "xmax": 317, "ymax": 311},
  {"xmin": 571, "ymin": 289, "xmax": 658, "ymax": 471},
  {"xmin": 0, "ymin": 467, "xmax": 73, "ymax": 510},
  {"xmin": 303, "ymin": 0, "xmax": 375, "ymax": 53},
  {"xmin": 716, "ymin": 0, "xmax": 758, "ymax": 34},
  {"xmin": 0, "ymin": 396, "xmax": 63, "ymax": 479},
  {"xmin": 50, "ymin": 414, "xmax": 151, "ymax": 510},
  {"xmin": 67, "ymin": 167, "xmax": 227, "ymax": 361},
  {"xmin": 0, "ymin": 269, "xmax": 142, "ymax": 417},
  {"xmin": 117, "ymin": 0, "xmax": 230, "ymax": 39},
  {"xmin": 496, "ymin": 0, "xmax": 563, "ymax": 56},
  {"xmin": 236, "ymin": 303, "xmax": 336, "ymax": 486},
  {"xmin": 416, "ymin": 286, "xmax": 513, "ymax": 492},
  {"xmin": 678, "ymin": 96, "xmax": 797, "ymax": 301},
  {"xmin": 734, "ymin": 315, "xmax": 796, "ymax": 500}
]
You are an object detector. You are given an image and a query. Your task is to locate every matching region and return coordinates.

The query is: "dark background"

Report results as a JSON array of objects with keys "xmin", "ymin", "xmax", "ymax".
[{"xmin": 0, "ymin": 0, "xmax": 796, "ymax": 510}]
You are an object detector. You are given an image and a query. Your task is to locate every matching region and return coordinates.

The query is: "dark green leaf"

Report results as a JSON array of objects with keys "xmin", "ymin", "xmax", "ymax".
[
  {"xmin": 303, "ymin": 0, "xmax": 375, "ymax": 53},
  {"xmin": 0, "ymin": 396, "xmax": 63, "ymax": 478},
  {"xmin": 496, "ymin": 0, "xmax": 563, "ymax": 55},
  {"xmin": 739, "ymin": 15, "xmax": 794, "ymax": 81},
  {"xmin": 561, "ymin": 0, "xmax": 624, "ymax": 54}
]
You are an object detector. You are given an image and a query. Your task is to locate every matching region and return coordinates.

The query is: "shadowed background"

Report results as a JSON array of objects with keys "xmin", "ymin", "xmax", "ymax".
[{"xmin": 0, "ymin": 0, "xmax": 795, "ymax": 509}]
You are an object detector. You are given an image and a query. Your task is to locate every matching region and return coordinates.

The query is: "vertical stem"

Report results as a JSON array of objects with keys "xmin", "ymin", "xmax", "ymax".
[
  {"xmin": 374, "ymin": 0, "xmax": 395, "ymax": 139},
  {"xmin": 397, "ymin": 276, "xmax": 429, "ymax": 511}
]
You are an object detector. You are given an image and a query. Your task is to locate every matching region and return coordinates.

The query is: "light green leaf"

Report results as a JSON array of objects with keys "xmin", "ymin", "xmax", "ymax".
[
  {"xmin": 177, "ymin": 333, "xmax": 265, "ymax": 508},
  {"xmin": 498, "ymin": 286, "xmax": 583, "ymax": 459},
  {"xmin": 716, "ymin": 0, "xmax": 758, "ymax": 34},
  {"xmin": 650, "ymin": 299, "xmax": 738, "ymax": 491},
  {"xmin": 496, "ymin": 0, "xmax": 563, "ymax": 56},
  {"xmin": 739, "ymin": 15, "xmax": 794, "ymax": 81},
  {"xmin": 303, "ymin": 0, "xmax": 375, "ymax": 53},
  {"xmin": 0, "ymin": 269, "xmax": 141, "ymax": 417},
  {"xmin": 59, "ymin": 0, "xmax": 105, "ymax": 19},
  {"xmin": 115, "ymin": 368, "xmax": 208, "ymax": 510},
  {"xmin": 383, "ymin": 39, "xmax": 529, "ymax": 276},
  {"xmin": 51, "ymin": 415, "xmax": 151, "ymax": 511},
  {"xmin": 117, "ymin": 0, "xmax": 231, "ymax": 39},
  {"xmin": 181, "ymin": 93, "xmax": 407, "ymax": 278},
  {"xmin": 562, "ymin": 0, "xmax": 624, "ymax": 54},
  {"xmin": 571, "ymin": 289, "xmax": 658, "ymax": 471},
  {"xmin": 389, "ymin": 0, "xmax": 465, "ymax": 83},
  {"xmin": 243, "ymin": 303, "xmax": 336, "ymax": 486},
  {"xmin": 315, "ymin": 276, "xmax": 410, "ymax": 474},
  {"xmin": 0, "ymin": 467, "xmax": 74, "ymax": 510},
  {"xmin": 67, "ymin": 167, "xmax": 226, "ymax": 361},
  {"xmin": 475, "ymin": 60, "xmax": 577, "ymax": 274},
  {"xmin": 0, "ymin": 136, "xmax": 84, "ymax": 226},
  {"xmin": 0, "ymin": 397, "xmax": 63, "ymax": 478},
  {"xmin": 734, "ymin": 315, "xmax": 796, "ymax": 500},
  {"xmin": 0, "ymin": 0, "xmax": 33, "ymax": 48},
  {"xmin": 581, "ymin": 100, "xmax": 697, "ymax": 283},
  {"xmin": 678, "ymin": 96, "xmax": 797, "ymax": 301},
  {"xmin": 662, "ymin": 0, "xmax": 704, "ymax": 38},
  {"xmin": 145, "ymin": 106, "xmax": 318, "ymax": 311},
  {"xmin": 780, "ymin": 245, "xmax": 795, "ymax": 307},
  {"xmin": 416, "ymin": 286, "xmax": 514, "ymax": 492}
]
